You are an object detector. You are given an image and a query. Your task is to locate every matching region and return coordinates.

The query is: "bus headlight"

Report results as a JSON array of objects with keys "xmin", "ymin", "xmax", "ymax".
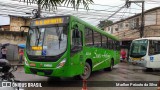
[
  {"xmin": 24, "ymin": 57, "xmax": 29, "ymax": 66},
  {"xmin": 141, "ymin": 58, "xmax": 145, "ymax": 61},
  {"xmin": 56, "ymin": 59, "xmax": 66, "ymax": 68}
]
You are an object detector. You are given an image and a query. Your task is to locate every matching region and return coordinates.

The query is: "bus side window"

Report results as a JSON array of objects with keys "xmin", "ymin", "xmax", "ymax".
[
  {"xmin": 149, "ymin": 40, "xmax": 160, "ymax": 55},
  {"xmin": 93, "ymin": 31, "xmax": 101, "ymax": 47},
  {"xmin": 85, "ymin": 28, "xmax": 94, "ymax": 46},
  {"xmin": 157, "ymin": 41, "xmax": 160, "ymax": 54},
  {"xmin": 112, "ymin": 41, "xmax": 114, "ymax": 50},
  {"xmin": 108, "ymin": 39, "xmax": 112, "ymax": 49},
  {"xmin": 106, "ymin": 37, "xmax": 108, "ymax": 49},
  {"xmin": 112, "ymin": 41, "xmax": 116, "ymax": 50},
  {"xmin": 71, "ymin": 25, "xmax": 82, "ymax": 53},
  {"xmin": 102, "ymin": 35, "xmax": 107, "ymax": 48},
  {"xmin": 116, "ymin": 41, "xmax": 120, "ymax": 50},
  {"xmin": 149, "ymin": 41, "xmax": 155, "ymax": 55}
]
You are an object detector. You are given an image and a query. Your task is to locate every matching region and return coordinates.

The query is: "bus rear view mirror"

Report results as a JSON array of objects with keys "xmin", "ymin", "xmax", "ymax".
[{"xmin": 20, "ymin": 26, "xmax": 30, "ymax": 37}]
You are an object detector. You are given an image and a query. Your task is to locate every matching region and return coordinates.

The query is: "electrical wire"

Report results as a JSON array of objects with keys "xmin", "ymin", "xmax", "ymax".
[
  {"xmin": 11, "ymin": 0, "xmax": 142, "ymax": 10},
  {"xmin": 106, "ymin": 5, "xmax": 126, "ymax": 20},
  {"xmin": 1, "ymin": 0, "xmax": 159, "ymax": 25}
]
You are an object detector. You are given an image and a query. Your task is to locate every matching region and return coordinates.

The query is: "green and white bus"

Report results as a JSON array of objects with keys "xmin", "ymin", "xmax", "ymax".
[
  {"xmin": 129, "ymin": 37, "xmax": 160, "ymax": 70},
  {"xmin": 24, "ymin": 15, "xmax": 120, "ymax": 79}
]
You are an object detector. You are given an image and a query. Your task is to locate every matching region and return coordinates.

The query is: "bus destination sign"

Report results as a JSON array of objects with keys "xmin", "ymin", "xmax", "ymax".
[
  {"xmin": 32, "ymin": 46, "xmax": 42, "ymax": 51},
  {"xmin": 33, "ymin": 18, "xmax": 63, "ymax": 26}
]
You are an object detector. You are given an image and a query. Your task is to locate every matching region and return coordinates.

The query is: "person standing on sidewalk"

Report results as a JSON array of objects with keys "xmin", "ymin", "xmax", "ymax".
[
  {"xmin": 1, "ymin": 46, "xmax": 7, "ymax": 59},
  {"xmin": 19, "ymin": 49, "xmax": 24, "ymax": 64},
  {"xmin": 120, "ymin": 49, "xmax": 126, "ymax": 62}
]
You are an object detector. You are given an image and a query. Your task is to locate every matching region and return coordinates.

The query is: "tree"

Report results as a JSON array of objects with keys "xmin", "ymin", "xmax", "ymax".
[
  {"xmin": 97, "ymin": 20, "xmax": 113, "ymax": 30},
  {"xmin": 20, "ymin": 0, "xmax": 94, "ymax": 10}
]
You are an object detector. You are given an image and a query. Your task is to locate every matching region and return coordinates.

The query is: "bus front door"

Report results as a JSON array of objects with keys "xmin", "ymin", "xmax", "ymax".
[{"xmin": 70, "ymin": 23, "xmax": 84, "ymax": 75}]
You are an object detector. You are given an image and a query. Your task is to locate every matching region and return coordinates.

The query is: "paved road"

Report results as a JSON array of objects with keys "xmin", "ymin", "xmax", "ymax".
[{"xmin": 1, "ymin": 62, "xmax": 160, "ymax": 90}]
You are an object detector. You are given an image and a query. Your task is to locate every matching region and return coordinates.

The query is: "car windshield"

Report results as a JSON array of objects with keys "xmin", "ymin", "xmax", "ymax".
[
  {"xmin": 26, "ymin": 26, "xmax": 67, "ymax": 56},
  {"xmin": 130, "ymin": 39, "xmax": 148, "ymax": 57}
]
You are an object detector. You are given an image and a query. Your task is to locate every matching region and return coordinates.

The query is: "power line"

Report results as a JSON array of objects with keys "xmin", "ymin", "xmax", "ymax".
[
  {"xmin": 0, "ymin": 3, "xmax": 159, "ymax": 19},
  {"xmin": 106, "ymin": 5, "xmax": 126, "ymax": 20},
  {"xmin": 11, "ymin": 0, "xmax": 142, "ymax": 10},
  {"xmin": 0, "ymin": 1, "xmax": 145, "ymax": 23},
  {"xmin": 0, "ymin": 2, "xmax": 140, "ymax": 15},
  {"xmin": 91, "ymin": 3, "xmax": 141, "ymax": 10},
  {"xmin": 120, "ymin": 8, "xmax": 127, "ymax": 19},
  {"xmin": 0, "ymin": 9, "xmax": 124, "ymax": 20},
  {"xmin": 0, "ymin": 2, "xmax": 139, "ymax": 18},
  {"xmin": 146, "ymin": 0, "xmax": 160, "ymax": 3},
  {"xmin": 3, "ymin": 1, "xmax": 142, "ymax": 14},
  {"xmin": 0, "ymin": 9, "xmax": 124, "ymax": 21}
]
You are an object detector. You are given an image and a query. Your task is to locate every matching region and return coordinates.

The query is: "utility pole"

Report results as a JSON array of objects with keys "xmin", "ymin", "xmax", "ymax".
[
  {"xmin": 37, "ymin": 4, "xmax": 41, "ymax": 18},
  {"xmin": 141, "ymin": 1, "xmax": 144, "ymax": 38},
  {"xmin": 125, "ymin": 0, "xmax": 145, "ymax": 38}
]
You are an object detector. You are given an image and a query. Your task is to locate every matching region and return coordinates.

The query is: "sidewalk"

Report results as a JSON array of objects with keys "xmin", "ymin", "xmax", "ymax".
[{"xmin": 9, "ymin": 60, "xmax": 24, "ymax": 66}]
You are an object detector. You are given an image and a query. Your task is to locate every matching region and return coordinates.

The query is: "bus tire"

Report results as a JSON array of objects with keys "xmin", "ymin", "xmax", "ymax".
[
  {"xmin": 146, "ymin": 68, "xmax": 153, "ymax": 72},
  {"xmin": 104, "ymin": 59, "xmax": 114, "ymax": 71},
  {"xmin": 79, "ymin": 62, "xmax": 91, "ymax": 80}
]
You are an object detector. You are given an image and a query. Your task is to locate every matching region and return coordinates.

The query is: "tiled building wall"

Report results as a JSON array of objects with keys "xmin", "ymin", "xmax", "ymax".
[{"xmin": 10, "ymin": 16, "xmax": 31, "ymax": 31}]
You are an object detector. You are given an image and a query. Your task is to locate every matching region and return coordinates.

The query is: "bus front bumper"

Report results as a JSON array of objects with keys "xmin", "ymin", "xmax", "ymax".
[
  {"xmin": 129, "ymin": 59, "xmax": 147, "ymax": 67},
  {"xmin": 24, "ymin": 65, "xmax": 70, "ymax": 77}
]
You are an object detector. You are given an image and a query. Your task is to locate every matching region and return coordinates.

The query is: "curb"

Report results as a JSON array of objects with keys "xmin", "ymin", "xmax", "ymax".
[
  {"xmin": 11, "ymin": 64, "xmax": 24, "ymax": 66},
  {"xmin": 9, "ymin": 60, "xmax": 24, "ymax": 66}
]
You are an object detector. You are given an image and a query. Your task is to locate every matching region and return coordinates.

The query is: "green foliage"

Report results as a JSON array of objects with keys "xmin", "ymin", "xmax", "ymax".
[
  {"xmin": 20, "ymin": 0, "xmax": 94, "ymax": 10},
  {"xmin": 97, "ymin": 20, "xmax": 113, "ymax": 30},
  {"xmin": 62, "ymin": 0, "xmax": 94, "ymax": 10}
]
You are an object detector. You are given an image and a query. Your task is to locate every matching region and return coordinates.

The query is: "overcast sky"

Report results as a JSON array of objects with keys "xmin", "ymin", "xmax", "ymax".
[
  {"xmin": 93, "ymin": 0, "xmax": 160, "ymax": 10},
  {"xmin": 0, "ymin": 16, "xmax": 10, "ymax": 25},
  {"xmin": 0, "ymin": 0, "xmax": 160, "ymax": 25}
]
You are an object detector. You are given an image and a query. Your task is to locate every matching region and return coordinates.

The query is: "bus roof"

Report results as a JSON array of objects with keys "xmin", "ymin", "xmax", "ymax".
[
  {"xmin": 134, "ymin": 37, "xmax": 160, "ymax": 41},
  {"xmin": 31, "ymin": 15, "xmax": 120, "ymax": 41}
]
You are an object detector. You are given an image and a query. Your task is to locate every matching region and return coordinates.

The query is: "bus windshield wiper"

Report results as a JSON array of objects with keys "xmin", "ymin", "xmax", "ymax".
[
  {"xmin": 56, "ymin": 27, "xmax": 63, "ymax": 49},
  {"xmin": 36, "ymin": 28, "xmax": 41, "ymax": 46}
]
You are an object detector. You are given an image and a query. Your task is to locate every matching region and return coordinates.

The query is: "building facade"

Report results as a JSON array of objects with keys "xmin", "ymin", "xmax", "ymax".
[
  {"xmin": 105, "ymin": 7, "xmax": 160, "ymax": 41},
  {"xmin": 0, "ymin": 15, "xmax": 31, "ymax": 44},
  {"xmin": 0, "ymin": 15, "xmax": 31, "ymax": 31},
  {"xmin": 10, "ymin": 15, "xmax": 31, "ymax": 31}
]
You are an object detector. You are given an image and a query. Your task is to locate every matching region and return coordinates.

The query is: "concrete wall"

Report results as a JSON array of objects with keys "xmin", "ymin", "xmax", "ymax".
[
  {"xmin": 157, "ymin": 9, "xmax": 160, "ymax": 25},
  {"xmin": 0, "ymin": 44, "xmax": 19, "ymax": 61},
  {"xmin": 0, "ymin": 16, "xmax": 30, "ymax": 60},
  {"xmin": 105, "ymin": 8, "xmax": 160, "ymax": 40},
  {"xmin": 0, "ymin": 25, "xmax": 10, "ymax": 31},
  {"xmin": 0, "ymin": 31, "xmax": 26, "ymax": 44}
]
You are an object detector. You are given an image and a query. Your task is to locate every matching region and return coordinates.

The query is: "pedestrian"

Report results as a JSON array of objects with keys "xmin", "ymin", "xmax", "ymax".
[
  {"xmin": 1, "ymin": 46, "xmax": 7, "ymax": 59},
  {"xmin": 120, "ymin": 49, "xmax": 126, "ymax": 62},
  {"xmin": 19, "ymin": 49, "xmax": 24, "ymax": 64}
]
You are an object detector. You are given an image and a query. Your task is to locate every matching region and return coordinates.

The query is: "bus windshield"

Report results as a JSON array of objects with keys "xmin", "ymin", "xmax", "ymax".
[
  {"xmin": 26, "ymin": 26, "xmax": 68, "ymax": 56},
  {"xmin": 130, "ymin": 39, "xmax": 148, "ymax": 57}
]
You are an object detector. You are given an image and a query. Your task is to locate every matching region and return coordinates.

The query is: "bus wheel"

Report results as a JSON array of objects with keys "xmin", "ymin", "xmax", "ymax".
[
  {"xmin": 104, "ymin": 60, "xmax": 114, "ymax": 71},
  {"xmin": 79, "ymin": 62, "xmax": 91, "ymax": 80}
]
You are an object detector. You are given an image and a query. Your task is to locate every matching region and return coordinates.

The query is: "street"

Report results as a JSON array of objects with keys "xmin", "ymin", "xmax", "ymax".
[{"xmin": 1, "ymin": 62, "xmax": 160, "ymax": 90}]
